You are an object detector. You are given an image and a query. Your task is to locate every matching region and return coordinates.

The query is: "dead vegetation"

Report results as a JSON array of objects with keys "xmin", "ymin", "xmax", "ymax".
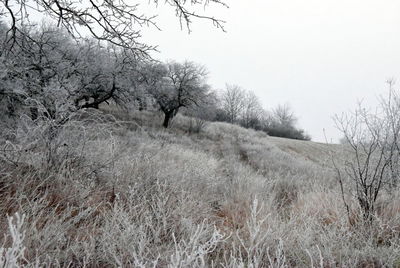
[{"xmin": 1, "ymin": 109, "xmax": 400, "ymax": 267}]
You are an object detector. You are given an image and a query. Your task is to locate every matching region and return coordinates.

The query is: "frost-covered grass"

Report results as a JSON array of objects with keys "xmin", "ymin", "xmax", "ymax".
[{"xmin": 1, "ymin": 109, "xmax": 400, "ymax": 267}]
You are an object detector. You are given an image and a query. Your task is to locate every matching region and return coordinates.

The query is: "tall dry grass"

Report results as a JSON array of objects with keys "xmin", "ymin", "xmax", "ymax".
[{"xmin": 1, "ymin": 109, "xmax": 400, "ymax": 267}]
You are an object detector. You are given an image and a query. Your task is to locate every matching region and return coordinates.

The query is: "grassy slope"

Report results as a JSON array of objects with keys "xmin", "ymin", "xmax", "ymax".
[{"xmin": 1, "ymin": 108, "xmax": 399, "ymax": 267}]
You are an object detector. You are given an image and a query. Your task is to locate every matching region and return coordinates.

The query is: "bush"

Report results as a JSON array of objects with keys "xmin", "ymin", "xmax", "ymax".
[{"xmin": 263, "ymin": 123, "xmax": 311, "ymax": 141}]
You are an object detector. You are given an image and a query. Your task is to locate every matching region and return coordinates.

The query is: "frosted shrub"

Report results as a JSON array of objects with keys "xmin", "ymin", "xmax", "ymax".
[
  {"xmin": 0, "ymin": 214, "xmax": 29, "ymax": 267},
  {"xmin": 234, "ymin": 198, "xmax": 272, "ymax": 267},
  {"xmin": 169, "ymin": 222, "xmax": 225, "ymax": 268}
]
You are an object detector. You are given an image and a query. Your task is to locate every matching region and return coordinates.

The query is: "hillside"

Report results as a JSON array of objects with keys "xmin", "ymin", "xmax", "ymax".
[{"xmin": 1, "ymin": 108, "xmax": 399, "ymax": 267}]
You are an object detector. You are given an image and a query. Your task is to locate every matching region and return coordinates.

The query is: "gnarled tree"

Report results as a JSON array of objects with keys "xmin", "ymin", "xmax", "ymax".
[{"xmin": 141, "ymin": 60, "xmax": 210, "ymax": 128}]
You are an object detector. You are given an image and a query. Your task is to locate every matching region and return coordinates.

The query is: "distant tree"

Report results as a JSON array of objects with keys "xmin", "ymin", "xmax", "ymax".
[
  {"xmin": 263, "ymin": 104, "xmax": 310, "ymax": 140},
  {"xmin": 220, "ymin": 84, "xmax": 245, "ymax": 123},
  {"xmin": 272, "ymin": 104, "xmax": 296, "ymax": 127},
  {"xmin": 240, "ymin": 90, "xmax": 264, "ymax": 129},
  {"xmin": 141, "ymin": 61, "xmax": 210, "ymax": 128},
  {"xmin": 1, "ymin": 0, "xmax": 227, "ymax": 56}
]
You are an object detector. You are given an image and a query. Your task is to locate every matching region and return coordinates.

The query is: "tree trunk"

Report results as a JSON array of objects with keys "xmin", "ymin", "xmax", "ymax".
[{"xmin": 163, "ymin": 111, "xmax": 173, "ymax": 128}]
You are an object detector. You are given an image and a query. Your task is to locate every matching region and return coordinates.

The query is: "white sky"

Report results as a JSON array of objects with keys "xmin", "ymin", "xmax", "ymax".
[{"xmin": 140, "ymin": 0, "xmax": 400, "ymax": 142}]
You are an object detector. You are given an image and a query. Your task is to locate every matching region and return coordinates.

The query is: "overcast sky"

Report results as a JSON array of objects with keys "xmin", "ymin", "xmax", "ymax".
[{"xmin": 140, "ymin": 0, "xmax": 400, "ymax": 142}]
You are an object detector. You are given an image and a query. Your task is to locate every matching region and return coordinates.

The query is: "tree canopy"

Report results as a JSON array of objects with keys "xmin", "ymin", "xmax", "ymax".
[{"xmin": 1, "ymin": 0, "xmax": 227, "ymax": 57}]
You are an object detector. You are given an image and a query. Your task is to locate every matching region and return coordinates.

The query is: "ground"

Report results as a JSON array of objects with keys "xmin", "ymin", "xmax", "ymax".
[{"xmin": 1, "ymin": 107, "xmax": 399, "ymax": 267}]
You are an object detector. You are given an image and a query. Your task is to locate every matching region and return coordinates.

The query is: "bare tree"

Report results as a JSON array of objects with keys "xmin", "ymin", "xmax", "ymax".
[
  {"xmin": 377, "ymin": 80, "xmax": 400, "ymax": 188},
  {"xmin": 1, "ymin": 0, "xmax": 227, "ymax": 56},
  {"xmin": 141, "ymin": 61, "xmax": 210, "ymax": 128},
  {"xmin": 272, "ymin": 103, "xmax": 297, "ymax": 127},
  {"xmin": 241, "ymin": 90, "xmax": 264, "ymax": 129},
  {"xmin": 334, "ymin": 80, "xmax": 400, "ymax": 222},
  {"xmin": 221, "ymin": 84, "xmax": 245, "ymax": 124}
]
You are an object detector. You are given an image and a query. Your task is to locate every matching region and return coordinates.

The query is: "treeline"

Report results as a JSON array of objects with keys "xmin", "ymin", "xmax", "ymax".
[
  {"xmin": 215, "ymin": 85, "xmax": 310, "ymax": 140},
  {"xmin": 0, "ymin": 23, "xmax": 310, "ymax": 140}
]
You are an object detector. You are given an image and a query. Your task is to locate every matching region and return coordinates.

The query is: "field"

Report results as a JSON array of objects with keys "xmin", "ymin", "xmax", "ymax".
[{"xmin": 1, "ymin": 108, "xmax": 400, "ymax": 267}]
